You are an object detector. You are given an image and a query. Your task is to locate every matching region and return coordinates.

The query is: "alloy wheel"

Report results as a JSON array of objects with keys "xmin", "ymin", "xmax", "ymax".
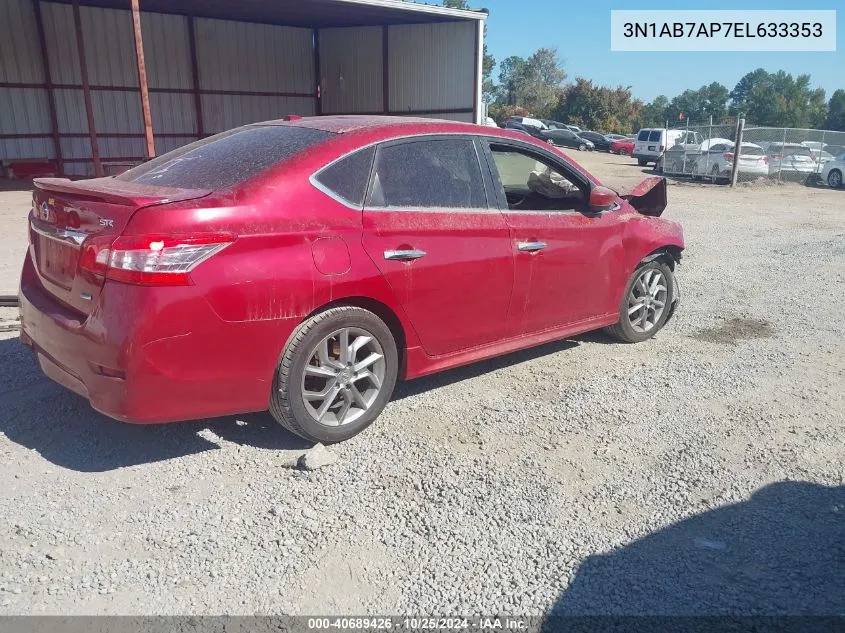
[
  {"xmin": 829, "ymin": 170, "xmax": 842, "ymax": 188},
  {"xmin": 300, "ymin": 327, "xmax": 386, "ymax": 427},
  {"xmin": 627, "ymin": 268, "xmax": 668, "ymax": 333}
]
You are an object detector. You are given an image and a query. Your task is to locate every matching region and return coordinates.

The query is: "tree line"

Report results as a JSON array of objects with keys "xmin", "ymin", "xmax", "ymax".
[
  {"xmin": 488, "ymin": 49, "xmax": 845, "ymax": 133},
  {"xmin": 415, "ymin": 2, "xmax": 845, "ymax": 133}
]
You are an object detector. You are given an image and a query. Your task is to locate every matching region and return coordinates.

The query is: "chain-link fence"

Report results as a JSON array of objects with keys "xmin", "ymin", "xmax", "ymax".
[{"xmin": 656, "ymin": 123, "xmax": 845, "ymax": 185}]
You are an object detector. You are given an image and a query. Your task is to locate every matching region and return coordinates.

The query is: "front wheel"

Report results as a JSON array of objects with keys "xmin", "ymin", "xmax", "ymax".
[
  {"xmin": 578, "ymin": 144, "xmax": 587, "ymax": 151},
  {"xmin": 828, "ymin": 169, "xmax": 843, "ymax": 188},
  {"xmin": 604, "ymin": 261, "xmax": 675, "ymax": 344},
  {"xmin": 270, "ymin": 306, "xmax": 398, "ymax": 443}
]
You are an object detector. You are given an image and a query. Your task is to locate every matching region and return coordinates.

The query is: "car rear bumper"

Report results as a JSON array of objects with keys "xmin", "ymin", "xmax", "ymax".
[{"xmin": 19, "ymin": 255, "xmax": 297, "ymax": 424}]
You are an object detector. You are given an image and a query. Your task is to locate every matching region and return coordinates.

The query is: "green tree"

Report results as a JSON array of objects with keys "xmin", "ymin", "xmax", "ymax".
[
  {"xmin": 553, "ymin": 77, "xmax": 641, "ymax": 132},
  {"xmin": 517, "ymin": 48, "xmax": 566, "ymax": 117},
  {"xmin": 730, "ymin": 69, "xmax": 825, "ymax": 127},
  {"xmin": 636, "ymin": 96, "xmax": 669, "ymax": 129},
  {"xmin": 826, "ymin": 90, "xmax": 845, "ymax": 131}
]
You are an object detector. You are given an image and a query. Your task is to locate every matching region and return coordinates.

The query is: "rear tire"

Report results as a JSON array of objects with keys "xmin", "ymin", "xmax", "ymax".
[
  {"xmin": 604, "ymin": 261, "xmax": 675, "ymax": 344},
  {"xmin": 828, "ymin": 169, "xmax": 843, "ymax": 188},
  {"xmin": 637, "ymin": 158, "xmax": 647, "ymax": 166},
  {"xmin": 270, "ymin": 306, "xmax": 398, "ymax": 444},
  {"xmin": 619, "ymin": 148, "xmax": 629, "ymax": 156}
]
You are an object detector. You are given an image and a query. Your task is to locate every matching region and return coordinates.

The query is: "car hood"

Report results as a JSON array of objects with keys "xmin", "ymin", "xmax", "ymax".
[{"xmin": 611, "ymin": 176, "xmax": 667, "ymax": 217}]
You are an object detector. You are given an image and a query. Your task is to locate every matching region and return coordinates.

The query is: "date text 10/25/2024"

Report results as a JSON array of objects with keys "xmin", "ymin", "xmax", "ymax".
[{"xmin": 307, "ymin": 617, "xmax": 529, "ymax": 631}]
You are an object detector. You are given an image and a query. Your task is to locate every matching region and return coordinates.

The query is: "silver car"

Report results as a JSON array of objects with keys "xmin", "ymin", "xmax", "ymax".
[
  {"xmin": 819, "ymin": 154, "xmax": 845, "ymax": 188},
  {"xmin": 764, "ymin": 143, "xmax": 817, "ymax": 179}
]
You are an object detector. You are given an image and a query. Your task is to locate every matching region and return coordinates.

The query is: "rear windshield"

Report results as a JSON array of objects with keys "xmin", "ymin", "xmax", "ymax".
[
  {"xmin": 648, "ymin": 130, "xmax": 662, "ymax": 142},
  {"xmin": 637, "ymin": 130, "xmax": 650, "ymax": 141},
  {"xmin": 741, "ymin": 146, "xmax": 764, "ymax": 156},
  {"xmin": 116, "ymin": 125, "xmax": 335, "ymax": 190}
]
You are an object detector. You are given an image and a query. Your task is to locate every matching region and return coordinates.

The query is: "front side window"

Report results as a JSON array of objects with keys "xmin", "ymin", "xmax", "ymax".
[
  {"xmin": 488, "ymin": 144, "xmax": 585, "ymax": 212},
  {"xmin": 368, "ymin": 139, "xmax": 486, "ymax": 209},
  {"xmin": 638, "ymin": 130, "xmax": 650, "ymax": 141},
  {"xmin": 314, "ymin": 146, "xmax": 375, "ymax": 207}
]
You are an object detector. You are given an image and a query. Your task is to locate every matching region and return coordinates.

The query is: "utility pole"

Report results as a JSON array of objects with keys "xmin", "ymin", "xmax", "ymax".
[{"xmin": 729, "ymin": 118, "xmax": 745, "ymax": 188}]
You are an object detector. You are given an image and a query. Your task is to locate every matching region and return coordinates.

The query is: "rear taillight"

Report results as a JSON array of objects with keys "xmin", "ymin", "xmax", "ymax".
[
  {"xmin": 79, "ymin": 233, "xmax": 233, "ymax": 286},
  {"xmin": 773, "ymin": 153, "xmax": 782, "ymax": 160},
  {"xmin": 724, "ymin": 152, "xmax": 734, "ymax": 162},
  {"xmin": 762, "ymin": 155, "xmax": 768, "ymax": 164},
  {"xmin": 659, "ymin": 144, "xmax": 664, "ymax": 152}
]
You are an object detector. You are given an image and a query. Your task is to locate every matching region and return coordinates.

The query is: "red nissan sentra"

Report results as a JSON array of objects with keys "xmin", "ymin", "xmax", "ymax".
[{"xmin": 19, "ymin": 116, "xmax": 684, "ymax": 443}]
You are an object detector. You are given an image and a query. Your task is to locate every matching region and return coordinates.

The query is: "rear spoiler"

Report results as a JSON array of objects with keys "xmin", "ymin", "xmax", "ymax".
[
  {"xmin": 33, "ymin": 177, "xmax": 211, "ymax": 207},
  {"xmin": 612, "ymin": 176, "xmax": 667, "ymax": 217}
]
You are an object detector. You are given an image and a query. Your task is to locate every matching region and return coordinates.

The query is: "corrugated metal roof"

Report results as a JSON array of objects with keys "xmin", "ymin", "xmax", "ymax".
[
  {"xmin": 195, "ymin": 18, "xmax": 314, "ymax": 93},
  {"xmin": 80, "ymin": 5, "xmax": 139, "ymax": 87},
  {"xmin": 142, "ymin": 12, "xmax": 193, "ymax": 90},
  {"xmin": 201, "ymin": 94, "xmax": 316, "ymax": 133},
  {"xmin": 319, "ymin": 26, "xmax": 383, "ymax": 115},
  {"xmin": 42, "ymin": 2, "xmax": 81, "ymax": 84},
  {"xmin": 388, "ymin": 22, "xmax": 475, "ymax": 112},
  {"xmin": 0, "ymin": 0, "xmax": 44, "ymax": 84}
]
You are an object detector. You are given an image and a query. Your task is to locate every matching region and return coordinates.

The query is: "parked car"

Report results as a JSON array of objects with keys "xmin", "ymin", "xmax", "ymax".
[
  {"xmin": 541, "ymin": 119, "xmax": 583, "ymax": 134},
  {"xmin": 506, "ymin": 116, "xmax": 546, "ymax": 129},
  {"xmin": 544, "ymin": 128, "xmax": 595, "ymax": 151},
  {"xmin": 578, "ymin": 131, "xmax": 613, "ymax": 152},
  {"xmin": 762, "ymin": 143, "xmax": 817, "ymax": 179},
  {"xmin": 691, "ymin": 141, "xmax": 769, "ymax": 183},
  {"xmin": 504, "ymin": 120, "xmax": 548, "ymax": 141},
  {"xmin": 605, "ymin": 134, "xmax": 628, "ymax": 141},
  {"xmin": 610, "ymin": 137, "xmax": 635, "ymax": 156},
  {"xmin": 818, "ymin": 153, "xmax": 845, "ymax": 188},
  {"xmin": 18, "ymin": 116, "xmax": 684, "ymax": 443},
  {"xmin": 484, "ymin": 116, "xmax": 498, "ymax": 128}
]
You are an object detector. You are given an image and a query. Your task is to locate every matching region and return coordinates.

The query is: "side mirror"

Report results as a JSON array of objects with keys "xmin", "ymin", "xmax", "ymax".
[{"xmin": 588, "ymin": 186, "xmax": 619, "ymax": 213}]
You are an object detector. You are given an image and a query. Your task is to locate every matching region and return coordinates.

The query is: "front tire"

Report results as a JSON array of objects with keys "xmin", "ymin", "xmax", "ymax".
[
  {"xmin": 270, "ymin": 306, "xmax": 398, "ymax": 443},
  {"xmin": 578, "ymin": 144, "xmax": 586, "ymax": 151},
  {"xmin": 828, "ymin": 169, "xmax": 843, "ymax": 188},
  {"xmin": 604, "ymin": 261, "xmax": 675, "ymax": 344}
]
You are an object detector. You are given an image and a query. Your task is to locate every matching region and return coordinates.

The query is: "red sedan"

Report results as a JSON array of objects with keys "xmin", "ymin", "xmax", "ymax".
[
  {"xmin": 19, "ymin": 116, "xmax": 684, "ymax": 443},
  {"xmin": 611, "ymin": 138, "xmax": 635, "ymax": 156}
]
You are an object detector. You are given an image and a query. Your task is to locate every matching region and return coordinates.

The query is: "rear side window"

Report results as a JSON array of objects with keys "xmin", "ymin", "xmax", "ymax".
[
  {"xmin": 648, "ymin": 130, "xmax": 662, "ymax": 142},
  {"xmin": 116, "ymin": 125, "xmax": 335, "ymax": 190},
  {"xmin": 314, "ymin": 147, "xmax": 375, "ymax": 207},
  {"xmin": 368, "ymin": 138, "xmax": 486, "ymax": 209},
  {"xmin": 637, "ymin": 130, "xmax": 650, "ymax": 141}
]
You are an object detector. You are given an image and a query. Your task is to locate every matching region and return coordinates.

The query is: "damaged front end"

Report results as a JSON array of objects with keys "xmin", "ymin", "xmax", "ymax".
[{"xmin": 613, "ymin": 176, "xmax": 668, "ymax": 217}]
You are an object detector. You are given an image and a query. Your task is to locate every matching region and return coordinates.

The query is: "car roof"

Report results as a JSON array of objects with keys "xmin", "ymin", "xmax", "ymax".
[{"xmin": 268, "ymin": 115, "xmax": 480, "ymax": 134}]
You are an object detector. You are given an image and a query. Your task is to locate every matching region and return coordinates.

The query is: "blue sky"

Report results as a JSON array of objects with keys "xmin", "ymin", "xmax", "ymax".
[{"xmin": 481, "ymin": 0, "xmax": 842, "ymax": 103}]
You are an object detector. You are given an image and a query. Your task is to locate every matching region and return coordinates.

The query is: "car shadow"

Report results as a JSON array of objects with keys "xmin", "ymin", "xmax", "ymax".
[
  {"xmin": 392, "ymin": 338, "xmax": 580, "ymax": 401},
  {"xmin": 0, "ymin": 336, "xmax": 310, "ymax": 473},
  {"xmin": 544, "ymin": 480, "xmax": 845, "ymax": 625}
]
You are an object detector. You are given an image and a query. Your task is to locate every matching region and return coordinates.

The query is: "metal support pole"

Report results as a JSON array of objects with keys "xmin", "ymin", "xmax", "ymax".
[
  {"xmin": 730, "ymin": 118, "xmax": 745, "ymax": 187},
  {"xmin": 186, "ymin": 15, "xmax": 204, "ymax": 138},
  {"xmin": 130, "ymin": 0, "xmax": 155, "ymax": 158},
  {"xmin": 71, "ymin": 0, "xmax": 101, "ymax": 176},
  {"xmin": 313, "ymin": 28, "xmax": 322, "ymax": 116},
  {"xmin": 382, "ymin": 26, "xmax": 389, "ymax": 115},
  {"xmin": 778, "ymin": 127, "xmax": 787, "ymax": 183},
  {"xmin": 32, "ymin": 0, "xmax": 63, "ymax": 176}
]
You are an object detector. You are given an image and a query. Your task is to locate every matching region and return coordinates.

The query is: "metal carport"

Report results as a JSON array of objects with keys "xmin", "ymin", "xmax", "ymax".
[{"xmin": 0, "ymin": 0, "xmax": 487, "ymax": 177}]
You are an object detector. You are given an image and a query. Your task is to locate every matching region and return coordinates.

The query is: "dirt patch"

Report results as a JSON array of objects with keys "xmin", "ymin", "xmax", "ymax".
[{"xmin": 692, "ymin": 317, "xmax": 775, "ymax": 345}]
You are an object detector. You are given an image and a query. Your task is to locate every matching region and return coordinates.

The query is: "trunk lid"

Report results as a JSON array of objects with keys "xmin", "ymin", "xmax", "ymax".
[{"xmin": 29, "ymin": 177, "xmax": 210, "ymax": 315}]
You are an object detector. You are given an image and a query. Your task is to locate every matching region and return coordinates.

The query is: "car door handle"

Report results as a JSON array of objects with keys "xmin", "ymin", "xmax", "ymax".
[
  {"xmin": 384, "ymin": 249, "xmax": 427, "ymax": 261},
  {"xmin": 517, "ymin": 241, "xmax": 547, "ymax": 253}
]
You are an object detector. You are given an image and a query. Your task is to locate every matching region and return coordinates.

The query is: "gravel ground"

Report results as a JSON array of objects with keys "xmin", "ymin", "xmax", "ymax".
[{"xmin": 0, "ymin": 153, "xmax": 843, "ymax": 615}]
